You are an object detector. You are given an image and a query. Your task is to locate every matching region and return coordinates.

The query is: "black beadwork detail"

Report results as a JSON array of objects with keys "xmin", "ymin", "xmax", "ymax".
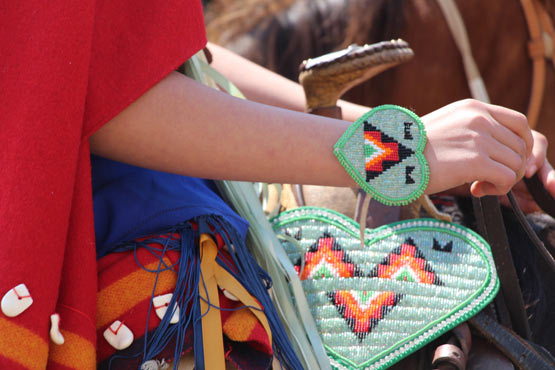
[
  {"xmin": 404, "ymin": 122, "xmax": 413, "ymax": 140},
  {"xmin": 405, "ymin": 237, "xmax": 416, "ymax": 246},
  {"xmin": 434, "ymin": 274, "xmax": 444, "ymax": 286},
  {"xmin": 328, "ymin": 291, "xmax": 403, "ymax": 341},
  {"xmin": 284, "ymin": 228, "xmax": 302, "ymax": 241},
  {"xmin": 413, "ymin": 246, "xmax": 426, "ymax": 260},
  {"xmin": 367, "ymin": 238, "xmax": 444, "ymax": 285},
  {"xmin": 405, "ymin": 166, "xmax": 415, "ymax": 184},
  {"xmin": 432, "ymin": 238, "xmax": 453, "ymax": 253},
  {"xmin": 364, "ymin": 122, "xmax": 415, "ymax": 182},
  {"xmin": 300, "ymin": 233, "xmax": 364, "ymax": 277}
]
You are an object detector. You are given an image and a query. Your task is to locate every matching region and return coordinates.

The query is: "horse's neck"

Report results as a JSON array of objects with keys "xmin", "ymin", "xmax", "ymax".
[
  {"xmin": 430, "ymin": 0, "xmax": 531, "ymax": 111},
  {"xmin": 345, "ymin": 0, "xmax": 532, "ymax": 111}
]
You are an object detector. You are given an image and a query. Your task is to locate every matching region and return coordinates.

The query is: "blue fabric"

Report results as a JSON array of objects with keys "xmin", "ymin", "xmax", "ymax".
[{"xmin": 91, "ymin": 155, "xmax": 249, "ymax": 258}]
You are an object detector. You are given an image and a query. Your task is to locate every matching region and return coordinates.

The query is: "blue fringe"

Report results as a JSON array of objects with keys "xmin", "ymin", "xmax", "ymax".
[{"xmin": 110, "ymin": 215, "xmax": 302, "ymax": 370}]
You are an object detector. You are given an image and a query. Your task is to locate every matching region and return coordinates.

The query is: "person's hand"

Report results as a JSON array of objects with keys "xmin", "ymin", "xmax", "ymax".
[
  {"xmin": 422, "ymin": 99, "xmax": 532, "ymax": 196},
  {"xmin": 500, "ymin": 130, "xmax": 555, "ymax": 213},
  {"xmin": 525, "ymin": 130, "xmax": 555, "ymax": 194}
]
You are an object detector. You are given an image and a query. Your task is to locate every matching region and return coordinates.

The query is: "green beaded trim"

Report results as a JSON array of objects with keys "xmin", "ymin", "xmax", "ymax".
[
  {"xmin": 334, "ymin": 105, "xmax": 429, "ymax": 205},
  {"xmin": 271, "ymin": 207, "xmax": 499, "ymax": 370}
]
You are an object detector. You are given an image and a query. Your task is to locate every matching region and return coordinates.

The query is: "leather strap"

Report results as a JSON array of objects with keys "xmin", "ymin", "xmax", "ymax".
[
  {"xmin": 506, "ymin": 191, "xmax": 555, "ymax": 274},
  {"xmin": 307, "ymin": 105, "xmax": 342, "ymax": 118},
  {"xmin": 198, "ymin": 235, "xmax": 273, "ymax": 370},
  {"xmin": 525, "ymin": 173, "xmax": 555, "ymax": 217},
  {"xmin": 198, "ymin": 235, "xmax": 226, "ymax": 370},
  {"xmin": 537, "ymin": 2, "xmax": 555, "ymax": 64},
  {"xmin": 469, "ymin": 311, "xmax": 555, "ymax": 370},
  {"xmin": 471, "ymin": 195, "xmax": 531, "ymax": 340},
  {"xmin": 520, "ymin": 0, "xmax": 555, "ymax": 129},
  {"xmin": 435, "ymin": 0, "xmax": 490, "ymax": 102},
  {"xmin": 439, "ymin": 0, "xmax": 553, "ymax": 129}
]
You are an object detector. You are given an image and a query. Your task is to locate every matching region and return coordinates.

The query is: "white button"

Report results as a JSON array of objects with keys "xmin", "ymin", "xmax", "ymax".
[
  {"xmin": 103, "ymin": 320, "xmax": 134, "ymax": 350},
  {"xmin": 222, "ymin": 289, "xmax": 239, "ymax": 302},
  {"xmin": 141, "ymin": 359, "xmax": 169, "ymax": 370},
  {"xmin": 152, "ymin": 293, "xmax": 179, "ymax": 324},
  {"xmin": 1, "ymin": 284, "xmax": 33, "ymax": 317},
  {"xmin": 50, "ymin": 313, "xmax": 65, "ymax": 345}
]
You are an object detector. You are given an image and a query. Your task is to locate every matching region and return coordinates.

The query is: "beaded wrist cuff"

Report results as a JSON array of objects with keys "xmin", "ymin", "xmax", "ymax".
[{"xmin": 334, "ymin": 105, "xmax": 429, "ymax": 205}]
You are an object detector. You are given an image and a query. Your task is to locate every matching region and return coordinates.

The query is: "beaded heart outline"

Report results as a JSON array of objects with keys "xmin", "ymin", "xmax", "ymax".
[
  {"xmin": 271, "ymin": 207, "xmax": 499, "ymax": 370},
  {"xmin": 334, "ymin": 105, "xmax": 429, "ymax": 206}
]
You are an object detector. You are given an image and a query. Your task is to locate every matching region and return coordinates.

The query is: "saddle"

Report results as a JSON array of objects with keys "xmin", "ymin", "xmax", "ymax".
[
  {"xmin": 281, "ymin": 43, "xmax": 555, "ymax": 369},
  {"xmin": 200, "ymin": 43, "xmax": 555, "ymax": 369}
]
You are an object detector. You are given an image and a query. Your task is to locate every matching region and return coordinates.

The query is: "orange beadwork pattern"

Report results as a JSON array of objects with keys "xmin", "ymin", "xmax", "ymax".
[
  {"xmin": 331, "ymin": 291, "xmax": 399, "ymax": 335},
  {"xmin": 375, "ymin": 242, "xmax": 437, "ymax": 284},
  {"xmin": 363, "ymin": 122, "xmax": 414, "ymax": 182},
  {"xmin": 364, "ymin": 130, "xmax": 400, "ymax": 172},
  {"xmin": 297, "ymin": 235, "xmax": 358, "ymax": 280},
  {"xmin": 295, "ymin": 234, "xmax": 442, "ymax": 340},
  {"xmin": 369, "ymin": 238, "xmax": 442, "ymax": 286}
]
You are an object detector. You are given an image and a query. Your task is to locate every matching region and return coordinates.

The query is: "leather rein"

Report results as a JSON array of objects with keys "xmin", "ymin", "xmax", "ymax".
[
  {"xmin": 520, "ymin": 0, "xmax": 555, "ymax": 129},
  {"xmin": 437, "ymin": 0, "xmax": 555, "ymax": 343},
  {"xmin": 438, "ymin": 0, "xmax": 554, "ymax": 129}
]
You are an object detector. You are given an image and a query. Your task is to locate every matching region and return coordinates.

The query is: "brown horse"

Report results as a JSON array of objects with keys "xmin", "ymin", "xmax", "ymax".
[
  {"xmin": 206, "ymin": 0, "xmax": 555, "ymax": 160},
  {"xmin": 205, "ymin": 0, "xmax": 555, "ymax": 361}
]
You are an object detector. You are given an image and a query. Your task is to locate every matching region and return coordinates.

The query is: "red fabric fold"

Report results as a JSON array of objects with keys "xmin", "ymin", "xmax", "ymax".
[{"xmin": 0, "ymin": 1, "xmax": 206, "ymax": 368}]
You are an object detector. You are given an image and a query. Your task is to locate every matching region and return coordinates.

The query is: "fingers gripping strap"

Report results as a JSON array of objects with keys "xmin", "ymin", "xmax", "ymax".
[{"xmin": 334, "ymin": 105, "xmax": 429, "ymax": 205}]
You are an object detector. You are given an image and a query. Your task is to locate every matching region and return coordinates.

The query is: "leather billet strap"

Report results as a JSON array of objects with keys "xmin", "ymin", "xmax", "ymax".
[
  {"xmin": 469, "ymin": 310, "xmax": 555, "ymax": 370},
  {"xmin": 307, "ymin": 105, "xmax": 342, "ymax": 119},
  {"xmin": 435, "ymin": 0, "xmax": 490, "ymax": 103},
  {"xmin": 520, "ymin": 0, "xmax": 555, "ymax": 129},
  {"xmin": 439, "ymin": 0, "xmax": 554, "ymax": 129},
  {"xmin": 525, "ymin": 173, "xmax": 555, "ymax": 218},
  {"xmin": 506, "ymin": 191, "xmax": 555, "ymax": 273},
  {"xmin": 471, "ymin": 195, "xmax": 531, "ymax": 340},
  {"xmin": 472, "ymin": 184, "xmax": 555, "ymax": 340}
]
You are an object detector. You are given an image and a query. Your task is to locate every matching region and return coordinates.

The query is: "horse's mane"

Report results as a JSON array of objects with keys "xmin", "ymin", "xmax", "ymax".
[
  {"xmin": 205, "ymin": 0, "xmax": 297, "ymax": 45},
  {"xmin": 206, "ymin": 0, "xmax": 406, "ymax": 80},
  {"xmin": 544, "ymin": 0, "xmax": 555, "ymax": 18}
]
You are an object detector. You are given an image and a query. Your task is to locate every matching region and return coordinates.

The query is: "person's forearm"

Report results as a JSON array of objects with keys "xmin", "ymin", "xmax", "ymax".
[
  {"xmin": 208, "ymin": 42, "xmax": 368, "ymax": 122},
  {"xmin": 90, "ymin": 70, "xmax": 531, "ymax": 197},
  {"xmin": 90, "ymin": 71, "xmax": 356, "ymax": 187}
]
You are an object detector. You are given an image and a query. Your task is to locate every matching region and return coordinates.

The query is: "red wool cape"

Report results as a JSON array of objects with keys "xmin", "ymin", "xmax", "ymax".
[{"xmin": 0, "ymin": 1, "xmax": 206, "ymax": 368}]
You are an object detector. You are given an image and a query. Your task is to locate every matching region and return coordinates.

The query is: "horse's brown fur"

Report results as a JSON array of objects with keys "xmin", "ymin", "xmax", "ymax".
[
  {"xmin": 206, "ymin": 0, "xmax": 555, "ymax": 161},
  {"xmin": 205, "ymin": 0, "xmax": 555, "ymax": 357}
]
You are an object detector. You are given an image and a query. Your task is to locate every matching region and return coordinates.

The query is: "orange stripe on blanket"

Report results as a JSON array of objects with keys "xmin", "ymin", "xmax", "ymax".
[
  {"xmin": 97, "ymin": 258, "xmax": 177, "ymax": 329},
  {"xmin": 49, "ymin": 330, "xmax": 95, "ymax": 370},
  {"xmin": 223, "ymin": 308, "xmax": 258, "ymax": 342},
  {"xmin": 0, "ymin": 317, "xmax": 48, "ymax": 370}
]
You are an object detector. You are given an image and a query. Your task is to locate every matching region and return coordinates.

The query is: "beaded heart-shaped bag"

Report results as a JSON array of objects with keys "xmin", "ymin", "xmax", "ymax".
[{"xmin": 271, "ymin": 207, "xmax": 499, "ymax": 370}]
